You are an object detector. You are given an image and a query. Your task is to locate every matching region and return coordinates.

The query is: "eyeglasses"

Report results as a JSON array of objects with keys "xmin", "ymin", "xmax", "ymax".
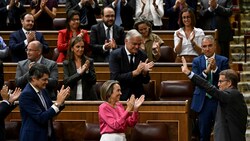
[
  {"xmin": 202, "ymin": 44, "xmax": 213, "ymax": 49},
  {"xmin": 218, "ymin": 80, "xmax": 228, "ymax": 83},
  {"xmin": 25, "ymin": 49, "xmax": 38, "ymax": 52}
]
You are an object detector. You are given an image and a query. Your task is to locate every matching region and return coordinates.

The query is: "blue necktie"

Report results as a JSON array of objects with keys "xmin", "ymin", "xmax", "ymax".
[{"xmin": 115, "ymin": 0, "xmax": 122, "ymax": 26}]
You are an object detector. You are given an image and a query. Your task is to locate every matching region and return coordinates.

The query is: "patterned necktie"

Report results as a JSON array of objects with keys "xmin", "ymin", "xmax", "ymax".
[
  {"xmin": 81, "ymin": 7, "xmax": 88, "ymax": 25},
  {"xmin": 115, "ymin": 0, "xmax": 122, "ymax": 26}
]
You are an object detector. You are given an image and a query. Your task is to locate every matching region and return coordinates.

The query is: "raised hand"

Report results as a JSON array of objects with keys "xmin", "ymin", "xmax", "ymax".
[
  {"xmin": 190, "ymin": 31, "xmax": 195, "ymax": 42},
  {"xmin": 181, "ymin": 56, "xmax": 191, "ymax": 75},
  {"xmin": 0, "ymin": 85, "xmax": 9, "ymax": 100},
  {"xmin": 134, "ymin": 95, "xmax": 145, "ymax": 111},
  {"xmin": 176, "ymin": 31, "xmax": 184, "ymax": 40},
  {"xmin": 126, "ymin": 95, "xmax": 135, "ymax": 112},
  {"xmin": 56, "ymin": 85, "xmax": 70, "ymax": 106},
  {"xmin": 8, "ymin": 87, "xmax": 22, "ymax": 104},
  {"xmin": 144, "ymin": 59, "xmax": 154, "ymax": 72}
]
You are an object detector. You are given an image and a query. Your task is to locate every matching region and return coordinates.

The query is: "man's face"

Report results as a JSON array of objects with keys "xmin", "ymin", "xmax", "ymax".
[
  {"xmin": 125, "ymin": 36, "xmax": 142, "ymax": 54},
  {"xmin": 26, "ymin": 42, "xmax": 41, "ymax": 61},
  {"xmin": 202, "ymin": 39, "xmax": 216, "ymax": 58},
  {"xmin": 32, "ymin": 74, "xmax": 49, "ymax": 90},
  {"xmin": 102, "ymin": 8, "xmax": 115, "ymax": 27},
  {"xmin": 21, "ymin": 14, "xmax": 34, "ymax": 30},
  {"xmin": 218, "ymin": 75, "xmax": 231, "ymax": 90}
]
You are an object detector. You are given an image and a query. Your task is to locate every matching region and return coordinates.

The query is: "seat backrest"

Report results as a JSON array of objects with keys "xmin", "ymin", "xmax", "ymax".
[
  {"xmin": 52, "ymin": 48, "xmax": 59, "ymax": 61},
  {"xmin": 157, "ymin": 46, "xmax": 176, "ymax": 62},
  {"xmin": 53, "ymin": 18, "xmax": 66, "ymax": 30},
  {"xmin": 130, "ymin": 123, "xmax": 169, "ymax": 141},
  {"xmin": 5, "ymin": 121, "xmax": 22, "ymax": 140},
  {"xmin": 159, "ymin": 80, "xmax": 194, "ymax": 101},
  {"xmin": 143, "ymin": 80, "xmax": 157, "ymax": 100},
  {"xmin": 83, "ymin": 123, "xmax": 101, "ymax": 141}
]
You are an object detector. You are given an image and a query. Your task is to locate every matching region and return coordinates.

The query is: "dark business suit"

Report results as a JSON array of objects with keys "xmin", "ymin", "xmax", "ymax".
[
  {"xmin": 0, "ymin": 0, "xmax": 26, "ymax": 30},
  {"xmin": 164, "ymin": 0, "xmax": 197, "ymax": 30},
  {"xmin": 190, "ymin": 73, "xmax": 247, "ymax": 141},
  {"xmin": 0, "ymin": 102, "xmax": 17, "ymax": 141},
  {"xmin": 103, "ymin": 0, "xmax": 135, "ymax": 30},
  {"xmin": 19, "ymin": 83, "xmax": 64, "ymax": 141},
  {"xmin": 192, "ymin": 54, "xmax": 229, "ymax": 141},
  {"xmin": 63, "ymin": 57, "xmax": 97, "ymax": 100},
  {"xmin": 15, "ymin": 57, "xmax": 58, "ymax": 99},
  {"xmin": 90, "ymin": 22, "xmax": 125, "ymax": 62},
  {"xmin": 109, "ymin": 46, "xmax": 150, "ymax": 100},
  {"xmin": 66, "ymin": 0, "xmax": 101, "ymax": 30},
  {"xmin": 198, "ymin": 0, "xmax": 233, "ymax": 58},
  {"xmin": 9, "ymin": 29, "xmax": 49, "ymax": 62}
]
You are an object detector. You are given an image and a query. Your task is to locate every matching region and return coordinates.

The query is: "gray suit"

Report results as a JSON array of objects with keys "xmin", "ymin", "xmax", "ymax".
[
  {"xmin": 190, "ymin": 73, "xmax": 247, "ymax": 141},
  {"xmin": 15, "ymin": 57, "xmax": 58, "ymax": 99}
]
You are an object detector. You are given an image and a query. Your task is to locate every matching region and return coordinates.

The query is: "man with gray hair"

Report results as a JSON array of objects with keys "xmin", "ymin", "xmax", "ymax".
[
  {"xmin": 15, "ymin": 40, "xmax": 58, "ymax": 99},
  {"xmin": 109, "ymin": 29, "xmax": 154, "ymax": 100},
  {"xmin": 191, "ymin": 35, "xmax": 229, "ymax": 141}
]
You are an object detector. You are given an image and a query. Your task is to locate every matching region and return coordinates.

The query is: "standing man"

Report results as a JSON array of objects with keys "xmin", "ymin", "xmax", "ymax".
[
  {"xmin": 198, "ymin": 0, "xmax": 233, "ymax": 58},
  {"xmin": 15, "ymin": 40, "xmax": 58, "ymax": 100},
  {"xmin": 9, "ymin": 12, "xmax": 49, "ymax": 62},
  {"xmin": 19, "ymin": 63, "xmax": 70, "ymax": 141},
  {"xmin": 0, "ymin": 86, "xmax": 21, "ymax": 141},
  {"xmin": 0, "ymin": 0, "xmax": 26, "ymax": 30},
  {"xmin": 181, "ymin": 57, "xmax": 247, "ymax": 141},
  {"xmin": 191, "ymin": 35, "xmax": 229, "ymax": 141},
  {"xmin": 66, "ymin": 0, "xmax": 101, "ymax": 30},
  {"xmin": 103, "ymin": 0, "xmax": 135, "ymax": 30},
  {"xmin": 109, "ymin": 29, "xmax": 154, "ymax": 100},
  {"xmin": 90, "ymin": 7, "xmax": 125, "ymax": 62}
]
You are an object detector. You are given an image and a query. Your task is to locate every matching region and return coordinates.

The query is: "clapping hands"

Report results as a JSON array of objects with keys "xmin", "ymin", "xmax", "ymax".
[
  {"xmin": 126, "ymin": 95, "xmax": 145, "ymax": 112},
  {"xmin": 1, "ymin": 85, "xmax": 22, "ymax": 104}
]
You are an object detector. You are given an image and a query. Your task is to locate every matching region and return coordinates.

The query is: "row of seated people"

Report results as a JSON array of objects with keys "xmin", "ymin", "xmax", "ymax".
[
  {"xmin": 0, "ymin": 8, "xmax": 220, "ymax": 63},
  {"xmin": 5, "ymin": 121, "xmax": 171, "ymax": 141}
]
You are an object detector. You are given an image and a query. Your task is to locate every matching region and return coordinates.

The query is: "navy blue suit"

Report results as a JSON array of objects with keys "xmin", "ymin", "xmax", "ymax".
[
  {"xmin": 109, "ymin": 47, "xmax": 150, "ymax": 100},
  {"xmin": 9, "ymin": 30, "xmax": 49, "ymax": 62},
  {"xmin": 164, "ymin": 0, "xmax": 197, "ymax": 30},
  {"xmin": 19, "ymin": 83, "xmax": 64, "ymax": 141},
  {"xmin": 0, "ymin": 102, "xmax": 17, "ymax": 141},
  {"xmin": 192, "ymin": 54, "xmax": 229, "ymax": 141}
]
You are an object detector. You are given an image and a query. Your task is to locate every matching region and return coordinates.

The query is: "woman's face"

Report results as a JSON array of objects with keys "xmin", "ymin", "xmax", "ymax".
[
  {"xmin": 138, "ymin": 23, "xmax": 150, "ymax": 37},
  {"xmin": 182, "ymin": 12, "xmax": 192, "ymax": 27},
  {"xmin": 109, "ymin": 84, "xmax": 122, "ymax": 103},
  {"xmin": 72, "ymin": 41, "xmax": 84, "ymax": 58},
  {"xmin": 69, "ymin": 15, "xmax": 80, "ymax": 30}
]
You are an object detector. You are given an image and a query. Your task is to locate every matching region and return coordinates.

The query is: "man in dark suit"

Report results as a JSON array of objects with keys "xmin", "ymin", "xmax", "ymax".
[
  {"xmin": 90, "ymin": 7, "xmax": 125, "ymax": 62},
  {"xmin": 19, "ymin": 63, "xmax": 70, "ymax": 141},
  {"xmin": 181, "ymin": 57, "xmax": 247, "ymax": 141},
  {"xmin": 109, "ymin": 29, "xmax": 154, "ymax": 100},
  {"xmin": 0, "ymin": 0, "xmax": 26, "ymax": 30},
  {"xmin": 9, "ymin": 12, "xmax": 49, "ymax": 62},
  {"xmin": 15, "ymin": 40, "xmax": 58, "ymax": 100},
  {"xmin": 103, "ymin": 0, "xmax": 135, "ymax": 30},
  {"xmin": 198, "ymin": 0, "xmax": 233, "ymax": 58},
  {"xmin": 66, "ymin": 0, "xmax": 101, "ymax": 30},
  {"xmin": 0, "ymin": 85, "xmax": 21, "ymax": 141},
  {"xmin": 191, "ymin": 35, "xmax": 229, "ymax": 141},
  {"xmin": 164, "ymin": 0, "xmax": 197, "ymax": 30}
]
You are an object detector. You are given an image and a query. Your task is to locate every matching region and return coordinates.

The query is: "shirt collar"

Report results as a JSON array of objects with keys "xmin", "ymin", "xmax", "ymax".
[
  {"xmin": 103, "ymin": 23, "xmax": 113, "ymax": 31},
  {"xmin": 29, "ymin": 82, "xmax": 40, "ymax": 94},
  {"xmin": 204, "ymin": 53, "xmax": 215, "ymax": 60}
]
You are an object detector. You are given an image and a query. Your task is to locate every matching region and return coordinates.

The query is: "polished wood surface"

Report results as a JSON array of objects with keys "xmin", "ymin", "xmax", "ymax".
[{"xmin": 6, "ymin": 100, "xmax": 191, "ymax": 141}]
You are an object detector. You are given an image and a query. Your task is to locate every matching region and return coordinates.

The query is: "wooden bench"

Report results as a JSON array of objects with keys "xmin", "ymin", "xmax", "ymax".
[
  {"xmin": 3, "ymin": 62, "xmax": 191, "ymax": 96},
  {"xmin": 6, "ymin": 100, "xmax": 191, "ymax": 141}
]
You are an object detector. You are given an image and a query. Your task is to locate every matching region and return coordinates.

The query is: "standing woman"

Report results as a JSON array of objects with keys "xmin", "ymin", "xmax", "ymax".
[
  {"xmin": 134, "ymin": 19, "xmax": 164, "ymax": 62},
  {"xmin": 63, "ymin": 36, "xmax": 97, "ymax": 100},
  {"xmin": 98, "ymin": 80, "xmax": 145, "ymax": 141},
  {"xmin": 57, "ymin": 10, "xmax": 90, "ymax": 62},
  {"xmin": 30, "ymin": 0, "xmax": 58, "ymax": 30},
  {"xmin": 174, "ymin": 8, "xmax": 205, "ymax": 62},
  {"xmin": 135, "ymin": 0, "xmax": 164, "ymax": 29}
]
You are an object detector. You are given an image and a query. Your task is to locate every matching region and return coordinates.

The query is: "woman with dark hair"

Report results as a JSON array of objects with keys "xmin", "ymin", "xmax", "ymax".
[
  {"xmin": 57, "ymin": 10, "xmax": 90, "ymax": 62},
  {"xmin": 98, "ymin": 80, "xmax": 145, "ymax": 141},
  {"xmin": 134, "ymin": 19, "xmax": 164, "ymax": 62},
  {"xmin": 63, "ymin": 36, "xmax": 97, "ymax": 100},
  {"xmin": 174, "ymin": 8, "xmax": 204, "ymax": 62}
]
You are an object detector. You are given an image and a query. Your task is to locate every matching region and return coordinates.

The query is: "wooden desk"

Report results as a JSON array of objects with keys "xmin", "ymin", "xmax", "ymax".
[
  {"xmin": 244, "ymin": 33, "xmax": 250, "ymax": 62},
  {"xmin": 6, "ymin": 100, "xmax": 191, "ymax": 141}
]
